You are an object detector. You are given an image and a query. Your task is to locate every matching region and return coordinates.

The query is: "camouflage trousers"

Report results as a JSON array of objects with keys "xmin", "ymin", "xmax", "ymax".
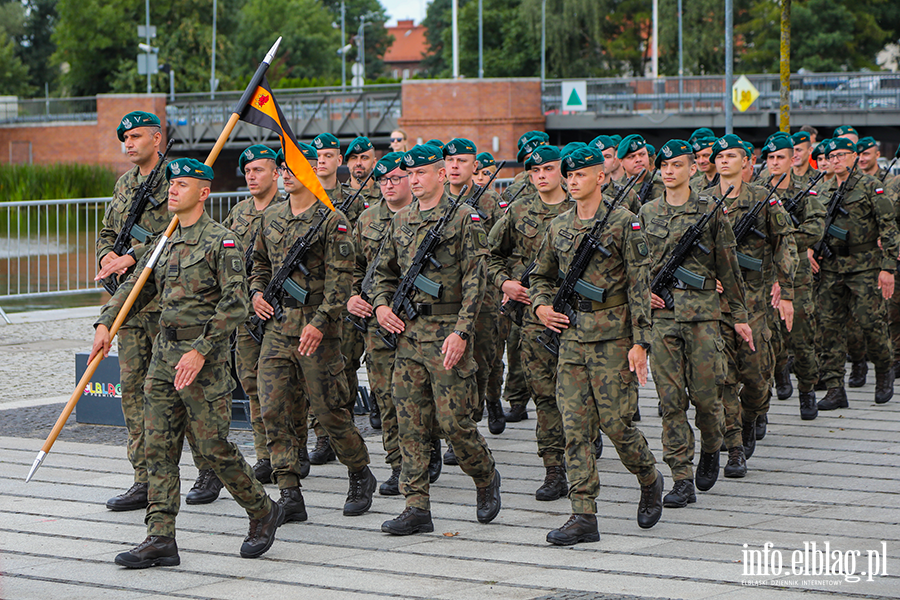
[
  {"xmin": 392, "ymin": 333, "xmax": 495, "ymax": 511},
  {"xmin": 502, "ymin": 320, "xmax": 530, "ymax": 407},
  {"xmin": 519, "ymin": 322, "xmax": 565, "ymax": 467},
  {"xmin": 472, "ymin": 308, "xmax": 503, "ymax": 419},
  {"xmin": 312, "ymin": 315, "xmax": 364, "ymax": 440},
  {"xmin": 235, "ymin": 328, "xmax": 268, "ymax": 460},
  {"xmin": 364, "ymin": 326, "xmax": 401, "ymax": 469},
  {"xmin": 557, "ymin": 336, "xmax": 657, "ymax": 514},
  {"xmin": 258, "ymin": 331, "xmax": 369, "ymax": 489},
  {"xmin": 118, "ymin": 313, "xmax": 205, "ymax": 482},
  {"xmin": 650, "ymin": 318, "xmax": 726, "ymax": 482},
  {"xmin": 818, "ymin": 269, "xmax": 892, "ymax": 387},
  {"xmin": 720, "ymin": 309, "xmax": 773, "ymax": 449},
  {"xmin": 889, "ymin": 286, "xmax": 900, "ymax": 362},
  {"xmin": 143, "ymin": 345, "xmax": 270, "ymax": 538},
  {"xmin": 773, "ymin": 283, "xmax": 819, "ymax": 392}
]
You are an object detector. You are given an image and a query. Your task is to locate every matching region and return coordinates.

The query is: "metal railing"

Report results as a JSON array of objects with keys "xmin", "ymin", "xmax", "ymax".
[{"xmin": 0, "ymin": 96, "xmax": 98, "ymax": 125}]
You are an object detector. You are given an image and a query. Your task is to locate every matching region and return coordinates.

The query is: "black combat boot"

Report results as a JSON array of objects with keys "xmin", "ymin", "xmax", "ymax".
[
  {"xmin": 475, "ymin": 470, "xmax": 502, "ymax": 523},
  {"xmin": 106, "ymin": 482, "xmax": 149, "ymax": 512},
  {"xmin": 379, "ymin": 466, "xmax": 401, "ymax": 496},
  {"xmin": 114, "ymin": 536, "xmax": 180, "ymax": 568},
  {"xmin": 535, "ymin": 466, "xmax": 567, "ymax": 501},
  {"xmin": 382, "ymin": 507, "xmax": 434, "ymax": 535},
  {"xmin": 775, "ymin": 364, "xmax": 793, "ymax": 400},
  {"xmin": 309, "ymin": 436, "xmax": 336, "ymax": 465},
  {"xmin": 546, "ymin": 514, "xmax": 600, "ymax": 546},
  {"xmin": 443, "ymin": 443, "xmax": 458, "ymax": 466},
  {"xmin": 298, "ymin": 446, "xmax": 311, "ymax": 479},
  {"xmin": 741, "ymin": 419, "xmax": 757, "ymax": 460},
  {"xmin": 343, "ymin": 467, "xmax": 376, "ymax": 516},
  {"xmin": 875, "ymin": 366, "xmax": 894, "ymax": 404},
  {"xmin": 663, "ymin": 479, "xmax": 696, "ymax": 508},
  {"xmin": 695, "ymin": 451, "xmax": 720, "ymax": 491},
  {"xmin": 486, "ymin": 398, "xmax": 506, "ymax": 435},
  {"xmin": 240, "ymin": 499, "xmax": 285, "ymax": 559},
  {"xmin": 277, "ymin": 486, "xmax": 308, "ymax": 522},
  {"xmin": 799, "ymin": 391, "xmax": 818, "ymax": 420},
  {"xmin": 185, "ymin": 469, "xmax": 223, "ymax": 505},
  {"xmin": 848, "ymin": 361, "xmax": 868, "ymax": 388},
  {"xmin": 637, "ymin": 470, "xmax": 664, "ymax": 529},
  {"xmin": 369, "ymin": 401, "xmax": 382, "ymax": 430},
  {"xmin": 755, "ymin": 414, "xmax": 767, "ymax": 440},
  {"xmin": 504, "ymin": 403, "xmax": 528, "ymax": 422},
  {"xmin": 818, "ymin": 387, "xmax": 848, "ymax": 411},
  {"xmin": 428, "ymin": 438, "xmax": 443, "ymax": 483},
  {"xmin": 253, "ymin": 458, "xmax": 273, "ymax": 484},
  {"xmin": 723, "ymin": 446, "xmax": 747, "ymax": 478},
  {"xmin": 814, "ymin": 377, "xmax": 827, "ymax": 391}
]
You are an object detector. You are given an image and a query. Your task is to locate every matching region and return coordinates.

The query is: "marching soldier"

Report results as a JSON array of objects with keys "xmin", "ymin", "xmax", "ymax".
[
  {"xmin": 373, "ymin": 144, "xmax": 501, "ymax": 535},
  {"xmin": 857, "ymin": 137, "xmax": 892, "ymax": 181},
  {"xmin": 591, "ymin": 135, "xmax": 625, "ymax": 182},
  {"xmin": 313, "ymin": 132, "xmax": 347, "ymax": 208},
  {"xmin": 792, "ymin": 131, "xmax": 815, "ymax": 180},
  {"xmin": 96, "ymin": 111, "xmax": 215, "ymax": 511},
  {"xmin": 639, "ymin": 140, "xmax": 753, "ymax": 507},
  {"xmin": 617, "ymin": 134, "xmax": 665, "ymax": 204},
  {"xmin": 250, "ymin": 144, "xmax": 376, "ymax": 523},
  {"xmin": 92, "ymin": 158, "xmax": 285, "ymax": 567},
  {"xmin": 689, "ymin": 137, "xmax": 720, "ymax": 192},
  {"xmin": 530, "ymin": 146, "xmax": 663, "ymax": 545},
  {"xmin": 503, "ymin": 131, "xmax": 547, "ymax": 203}
]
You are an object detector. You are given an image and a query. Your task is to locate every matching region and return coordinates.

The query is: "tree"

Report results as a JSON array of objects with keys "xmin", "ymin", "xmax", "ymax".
[
  {"xmin": 18, "ymin": 0, "xmax": 58, "ymax": 93},
  {"xmin": 0, "ymin": 0, "xmax": 35, "ymax": 96},
  {"xmin": 321, "ymin": 0, "xmax": 393, "ymax": 80},
  {"xmin": 455, "ymin": 0, "xmax": 538, "ymax": 78}
]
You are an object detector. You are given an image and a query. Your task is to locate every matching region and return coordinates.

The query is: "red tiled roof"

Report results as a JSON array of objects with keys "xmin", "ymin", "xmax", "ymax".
[{"xmin": 384, "ymin": 19, "xmax": 427, "ymax": 64}]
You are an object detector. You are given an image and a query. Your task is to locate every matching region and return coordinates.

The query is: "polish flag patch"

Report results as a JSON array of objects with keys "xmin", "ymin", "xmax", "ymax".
[
  {"xmin": 769, "ymin": 196, "xmax": 779, "ymax": 205},
  {"xmin": 808, "ymin": 190, "xmax": 818, "ymax": 196},
  {"xmin": 499, "ymin": 200, "xmax": 508, "ymax": 208},
  {"xmin": 632, "ymin": 222, "xmax": 641, "ymax": 230},
  {"xmin": 337, "ymin": 223, "xmax": 348, "ymax": 233},
  {"xmin": 223, "ymin": 239, "xmax": 235, "ymax": 248},
  {"xmin": 471, "ymin": 213, "xmax": 481, "ymax": 221},
  {"xmin": 364, "ymin": 201, "xmax": 370, "ymax": 208},
  {"xmin": 876, "ymin": 188, "xmax": 885, "ymax": 195}
]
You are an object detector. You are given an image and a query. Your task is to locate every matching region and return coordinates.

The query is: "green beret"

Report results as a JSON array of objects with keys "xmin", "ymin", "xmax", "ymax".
[
  {"xmin": 857, "ymin": 136, "xmax": 878, "ymax": 153},
  {"xmin": 166, "ymin": 157, "xmax": 213, "ymax": 181},
  {"xmin": 374, "ymin": 151, "xmax": 405, "ymax": 178},
  {"xmin": 760, "ymin": 134, "xmax": 793, "ymax": 160},
  {"xmin": 443, "ymin": 138, "xmax": 477, "ymax": 157},
  {"xmin": 401, "ymin": 144, "xmax": 444, "ymax": 170},
  {"xmin": 560, "ymin": 142, "xmax": 587, "ymax": 159},
  {"xmin": 526, "ymin": 145, "xmax": 561, "ymax": 170},
  {"xmin": 589, "ymin": 135, "xmax": 616, "ymax": 152},
  {"xmin": 425, "ymin": 139, "xmax": 444, "ymax": 150},
  {"xmin": 826, "ymin": 137, "xmax": 856, "ymax": 156},
  {"xmin": 475, "ymin": 152, "xmax": 495, "ymax": 169},
  {"xmin": 617, "ymin": 134, "xmax": 647, "ymax": 160},
  {"xmin": 646, "ymin": 143, "xmax": 656, "ymax": 157},
  {"xmin": 610, "ymin": 135, "xmax": 622, "ymax": 146},
  {"xmin": 791, "ymin": 131, "xmax": 811, "ymax": 146},
  {"xmin": 691, "ymin": 137, "xmax": 716, "ymax": 153},
  {"xmin": 298, "ymin": 142, "xmax": 318, "ymax": 161},
  {"xmin": 517, "ymin": 137, "xmax": 547, "ymax": 163},
  {"xmin": 345, "ymin": 136, "xmax": 373, "ymax": 157},
  {"xmin": 239, "ymin": 144, "xmax": 277, "ymax": 172},
  {"xmin": 312, "ymin": 133, "xmax": 340, "ymax": 151},
  {"xmin": 811, "ymin": 140, "xmax": 829, "ymax": 161},
  {"xmin": 742, "ymin": 142, "xmax": 755, "ymax": 157},
  {"xmin": 116, "ymin": 111, "xmax": 161, "ymax": 141},
  {"xmin": 765, "ymin": 131, "xmax": 791, "ymax": 144},
  {"xmin": 654, "ymin": 139, "xmax": 694, "ymax": 168},
  {"xmin": 710, "ymin": 134, "xmax": 745, "ymax": 160},
  {"xmin": 517, "ymin": 130, "xmax": 549, "ymax": 149},
  {"xmin": 833, "ymin": 125, "xmax": 858, "ymax": 138},
  {"xmin": 560, "ymin": 147, "xmax": 604, "ymax": 177},
  {"xmin": 689, "ymin": 128, "xmax": 715, "ymax": 143}
]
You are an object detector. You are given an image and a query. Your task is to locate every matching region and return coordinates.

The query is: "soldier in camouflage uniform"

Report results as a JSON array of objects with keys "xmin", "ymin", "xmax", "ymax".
[
  {"xmin": 814, "ymin": 137, "xmax": 900, "ymax": 410},
  {"xmin": 617, "ymin": 135, "xmax": 666, "ymax": 206},
  {"xmin": 92, "ymin": 158, "xmax": 284, "ymax": 567},
  {"xmin": 529, "ymin": 146, "xmax": 663, "ymax": 545},
  {"xmin": 96, "ymin": 111, "xmax": 212, "ymax": 511},
  {"xmin": 705, "ymin": 134, "xmax": 797, "ymax": 478},
  {"xmin": 689, "ymin": 137, "xmax": 720, "ymax": 193},
  {"xmin": 373, "ymin": 144, "xmax": 501, "ymax": 535},
  {"xmin": 221, "ymin": 145, "xmax": 286, "ymax": 485},
  {"xmin": 250, "ymin": 145, "xmax": 376, "ymax": 523},
  {"xmin": 591, "ymin": 135, "xmax": 625, "ymax": 182},
  {"xmin": 639, "ymin": 140, "xmax": 753, "ymax": 508},
  {"xmin": 488, "ymin": 145, "xmax": 572, "ymax": 501}
]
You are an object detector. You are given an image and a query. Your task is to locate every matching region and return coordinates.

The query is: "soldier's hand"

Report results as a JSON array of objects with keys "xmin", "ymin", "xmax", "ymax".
[
  {"xmin": 501, "ymin": 279, "xmax": 531, "ymax": 304},
  {"xmin": 628, "ymin": 344, "xmax": 648, "ymax": 386},
  {"xmin": 88, "ymin": 325, "xmax": 112, "ymax": 364},
  {"xmin": 807, "ymin": 248, "xmax": 820, "ymax": 274},
  {"xmin": 174, "ymin": 349, "xmax": 205, "ymax": 390},
  {"xmin": 99, "ymin": 251, "xmax": 121, "ymax": 268},
  {"xmin": 878, "ymin": 270, "xmax": 895, "ymax": 299},
  {"xmin": 535, "ymin": 305, "xmax": 569, "ymax": 332},
  {"xmin": 770, "ymin": 282, "xmax": 781, "ymax": 307},
  {"xmin": 716, "ymin": 279, "xmax": 724, "ymax": 294},
  {"xmin": 252, "ymin": 292, "xmax": 275, "ymax": 320},
  {"xmin": 297, "ymin": 324, "xmax": 323, "ymax": 356},
  {"xmin": 441, "ymin": 332, "xmax": 467, "ymax": 370},
  {"xmin": 376, "ymin": 306, "xmax": 405, "ymax": 334},
  {"xmin": 95, "ymin": 253, "xmax": 136, "ymax": 280},
  {"xmin": 778, "ymin": 299, "xmax": 794, "ymax": 332},
  {"xmin": 650, "ymin": 293, "xmax": 666, "ymax": 310},
  {"xmin": 347, "ymin": 294, "xmax": 373, "ymax": 318},
  {"xmin": 734, "ymin": 323, "xmax": 756, "ymax": 352}
]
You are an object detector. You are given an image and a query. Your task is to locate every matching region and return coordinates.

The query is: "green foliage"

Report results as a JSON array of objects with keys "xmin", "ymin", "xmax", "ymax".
[
  {"xmin": 321, "ymin": 0, "xmax": 394, "ymax": 79},
  {"xmin": 0, "ymin": 163, "xmax": 118, "ymax": 201},
  {"xmin": 0, "ymin": 0, "xmax": 35, "ymax": 96},
  {"xmin": 17, "ymin": 0, "xmax": 58, "ymax": 93}
]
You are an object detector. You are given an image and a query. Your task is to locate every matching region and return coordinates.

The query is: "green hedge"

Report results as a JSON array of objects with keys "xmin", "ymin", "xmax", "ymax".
[{"xmin": 0, "ymin": 163, "xmax": 119, "ymax": 202}]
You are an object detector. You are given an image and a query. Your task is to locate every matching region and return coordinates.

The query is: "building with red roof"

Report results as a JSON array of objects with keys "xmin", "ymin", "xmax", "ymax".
[{"xmin": 384, "ymin": 19, "xmax": 427, "ymax": 80}]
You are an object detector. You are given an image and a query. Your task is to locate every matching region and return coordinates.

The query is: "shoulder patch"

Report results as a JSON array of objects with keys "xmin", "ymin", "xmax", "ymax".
[
  {"xmin": 476, "ymin": 230, "xmax": 488, "ymax": 249},
  {"xmin": 231, "ymin": 257, "xmax": 243, "ymax": 273},
  {"xmin": 775, "ymin": 213, "xmax": 786, "ymax": 227},
  {"xmin": 471, "ymin": 213, "xmax": 481, "ymax": 222},
  {"xmin": 338, "ymin": 242, "xmax": 351, "ymax": 257},
  {"xmin": 499, "ymin": 200, "xmax": 508, "ymax": 208},
  {"xmin": 808, "ymin": 189, "xmax": 818, "ymax": 196},
  {"xmin": 337, "ymin": 222, "xmax": 348, "ymax": 233},
  {"xmin": 223, "ymin": 239, "xmax": 236, "ymax": 248},
  {"xmin": 635, "ymin": 240, "xmax": 648, "ymax": 257},
  {"xmin": 631, "ymin": 222, "xmax": 641, "ymax": 230},
  {"xmin": 876, "ymin": 188, "xmax": 884, "ymax": 195}
]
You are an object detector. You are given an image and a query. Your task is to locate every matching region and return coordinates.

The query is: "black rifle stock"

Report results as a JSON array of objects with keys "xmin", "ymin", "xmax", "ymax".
[
  {"xmin": 465, "ymin": 160, "xmax": 506, "ymax": 219},
  {"xmin": 650, "ymin": 185, "xmax": 733, "ymax": 310},
  {"xmin": 812, "ymin": 158, "xmax": 858, "ymax": 264},
  {"xmin": 102, "ymin": 138, "xmax": 174, "ymax": 295},
  {"xmin": 731, "ymin": 173, "xmax": 786, "ymax": 272},
  {"xmin": 783, "ymin": 171, "xmax": 825, "ymax": 226}
]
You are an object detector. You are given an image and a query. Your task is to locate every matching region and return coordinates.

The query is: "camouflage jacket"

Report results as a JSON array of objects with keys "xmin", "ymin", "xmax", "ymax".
[
  {"xmin": 97, "ymin": 212, "xmax": 248, "ymax": 364},
  {"xmin": 529, "ymin": 203, "xmax": 652, "ymax": 345},
  {"xmin": 763, "ymin": 173, "xmax": 825, "ymax": 288},
  {"xmin": 221, "ymin": 194, "xmax": 287, "ymax": 273},
  {"xmin": 371, "ymin": 192, "xmax": 488, "ymax": 342},
  {"xmin": 502, "ymin": 170, "xmax": 538, "ymax": 206},
  {"xmin": 352, "ymin": 199, "xmax": 395, "ymax": 297},
  {"xmin": 601, "ymin": 180, "xmax": 641, "ymax": 215},
  {"xmin": 689, "ymin": 172, "xmax": 720, "ymax": 195},
  {"xmin": 447, "ymin": 183, "xmax": 507, "ymax": 236},
  {"xmin": 625, "ymin": 169, "xmax": 667, "ymax": 206},
  {"xmin": 249, "ymin": 200, "xmax": 354, "ymax": 338},
  {"xmin": 639, "ymin": 190, "xmax": 749, "ymax": 323},
  {"xmin": 819, "ymin": 172, "xmax": 900, "ymax": 274},
  {"xmin": 329, "ymin": 182, "xmax": 379, "ymax": 226}
]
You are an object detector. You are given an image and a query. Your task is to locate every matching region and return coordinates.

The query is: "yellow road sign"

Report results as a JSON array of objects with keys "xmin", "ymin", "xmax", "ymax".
[{"xmin": 732, "ymin": 75, "xmax": 759, "ymax": 112}]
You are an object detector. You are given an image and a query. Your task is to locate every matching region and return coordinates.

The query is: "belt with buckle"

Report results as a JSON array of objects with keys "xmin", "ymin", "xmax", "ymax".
[
  {"xmin": 282, "ymin": 293, "xmax": 325, "ymax": 308},
  {"xmin": 414, "ymin": 302, "xmax": 462, "ymax": 316},
  {"xmin": 163, "ymin": 325, "xmax": 205, "ymax": 341},
  {"xmin": 575, "ymin": 294, "xmax": 628, "ymax": 312}
]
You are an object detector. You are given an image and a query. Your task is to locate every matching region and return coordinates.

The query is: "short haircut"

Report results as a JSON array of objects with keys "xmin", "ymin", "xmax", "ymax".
[{"xmin": 799, "ymin": 125, "xmax": 818, "ymax": 137}]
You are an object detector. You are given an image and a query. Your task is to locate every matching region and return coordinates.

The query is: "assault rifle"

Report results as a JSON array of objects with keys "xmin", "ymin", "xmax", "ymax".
[
  {"xmin": 812, "ymin": 157, "xmax": 858, "ymax": 264},
  {"xmin": 465, "ymin": 160, "xmax": 506, "ymax": 219},
  {"xmin": 650, "ymin": 185, "xmax": 733, "ymax": 310},
  {"xmin": 375, "ymin": 185, "xmax": 468, "ymax": 350},
  {"xmin": 535, "ymin": 185, "xmax": 634, "ymax": 357},
  {"xmin": 101, "ymin": 138, "xmax": 174, "ymax": 295},
  {"xmin": 782, "ymin": 171, "xmax": 825, "ymax": 226},
  {"xmin": 345, "ymin": 234, "xmax": 390, "ymax": 334},
  {"xmin": 731, "ymin": 173, "xmax": 786, "ymax": 272},
  {"xmin": 246, "ymin": 170, "xmax": 375, "ymax": 343},
  {"xmin": 880, "ymin": 146, "xmax": 900, "ymax": 183},
  {"xmin": 636, "ymin": 169, "xmax": 661, "ymax": 205}
]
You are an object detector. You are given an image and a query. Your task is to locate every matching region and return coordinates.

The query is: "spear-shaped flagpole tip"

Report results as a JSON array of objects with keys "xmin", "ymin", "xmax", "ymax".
[
  {"xmin": 264, "ymin": 37, "xmax": 282, "ymax": 66},
  {"xmin": 26, "ymin": 451, "xmax": 46, "ymax": 483}
]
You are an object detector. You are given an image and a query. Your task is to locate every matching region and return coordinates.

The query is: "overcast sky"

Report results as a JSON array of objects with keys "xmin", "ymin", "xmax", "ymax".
[{"xmin": 381, "ymin": 0, "xmax": 428, "ymax": 24}]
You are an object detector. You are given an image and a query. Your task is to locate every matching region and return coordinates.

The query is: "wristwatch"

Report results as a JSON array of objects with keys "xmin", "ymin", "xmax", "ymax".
[{"xmin": 453, "ymin": 330, "xmax": 470, "ymax": 341}]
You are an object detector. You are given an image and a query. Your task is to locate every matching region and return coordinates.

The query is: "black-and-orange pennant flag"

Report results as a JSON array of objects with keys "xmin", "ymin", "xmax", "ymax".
[{"xmin": 240, "ymin": 76, "xmax": 333, "ymax": 210}]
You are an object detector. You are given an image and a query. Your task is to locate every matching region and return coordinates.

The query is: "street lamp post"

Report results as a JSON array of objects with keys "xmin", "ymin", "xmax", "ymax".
[
  {"xmin": 144, "ymin": 0, "xmax": 151, "ymax": 94},
  {"xmin": 210, "ymin": 0, "xmax": 217, "ymax": 99},
  {"xmin": 341, "ymin": 1, "xmax": 346, "ymax": 90},
  {"xmin": 478, "ymin": 0, "xmax": 483, "ymax": 79},
  {"xmin": 725, "ymin": 0, "xmax": 734, "ymax": 133},
  {"xmin": 540, "ymin": 0, "xmax": 546, "ymax": 82}
]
